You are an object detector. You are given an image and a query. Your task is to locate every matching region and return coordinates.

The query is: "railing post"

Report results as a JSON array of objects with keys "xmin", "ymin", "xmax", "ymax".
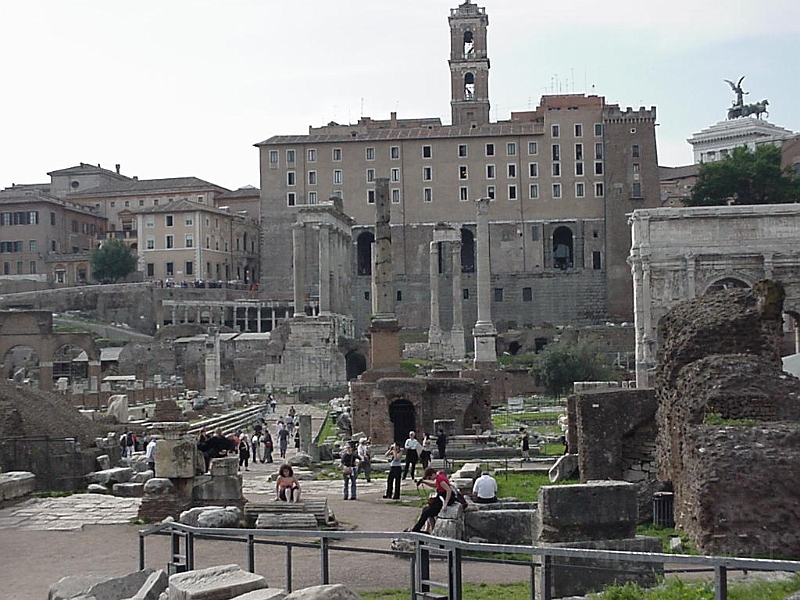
[
  {"xmin": 186, "ymin": 532, "xmax": 195, "ymax": 571},
  {"xmin": 539, "ymin": 554, "xmax": 552, "ymax": 600},
  {"xmin": 247, "ymin": 534, "xmax": 255, "ymax": 572},
  {"xmin": 320, "ymin": 536, "xmax": 330, "ymax": 584},
  {"xmin": 409, "ymin": 552, "xmax": 416, "ymax": 600},
  {"xmin": 715, "ymin": 565, "xmax": 728, "ymax": 600},
  {"xmin": 286, "ymin": 545, "xmax": 293, "ymax": 592},
  {"xmin": 138, "ymin": 533, "xmax": 145, "ymax": 571},
  {"xmin": 449, "ymin": 546, "xmax": 462, "ymax": 600}
]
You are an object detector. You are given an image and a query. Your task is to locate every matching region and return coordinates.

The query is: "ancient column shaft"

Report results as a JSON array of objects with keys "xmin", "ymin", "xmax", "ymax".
[
  {"xmin": 371, "ymin": 178, "xmax": 394, "ymax": 320},
  {"xmin": 318, "ymin": 224, "xmax": 331, "ymax": 315},
  {"xmin": 472, "ymin": 197, "xmax": 497, "ymax": 366},
  {"xmin": 428, "ymin": 241, "xmax": 442, "ymax": 345},
  {"xmin": 451, "ymin": 239, "xmax": 466, "ymax": 357},
  {"xmin": 292, "ymin": 223, "xmax": 306, "ymax": 318}
]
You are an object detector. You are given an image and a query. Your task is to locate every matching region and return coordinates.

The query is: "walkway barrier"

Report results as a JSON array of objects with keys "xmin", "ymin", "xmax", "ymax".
[{"xmin": 138, "ymin": 522, "xmax": 800, "ymax": 600}]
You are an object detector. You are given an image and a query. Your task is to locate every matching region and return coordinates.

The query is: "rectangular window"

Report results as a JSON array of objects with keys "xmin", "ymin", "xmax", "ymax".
[
  {"xmin": 595, "ymin": 142, "xmax": 603, "ymax": 159},
  {"xmin": 632, "ymin": 144, "xmax": 641, "ymax": 158},
  {"xmin": 287, "ymin": 149, "xmax": 296, "ymax": 163},
  {"xmin": 307, "ymin": 148, "xmax": 317, "ymax": 162},
  {"xmin": 459, "ymin": 165, "xmax": 468, "ymax": 180},
  {"xmin": 507, "ymin": 164, "xmax": 516, "ymax": 178},
  {"xmin": 486, "ymin": 164, "xmax": 495, "ymax": 179},
  {"xmin": 146, "ymin": 263, "xmax": 154, "ymax": 277},
  {"xmin": 165, "ymin": 215, "xmax": 174, "ymax": 227},
  {"xmin": 422, "ymin": 145, "xmax": 432, "ymax": 158},
  {"xmin": 576, "ymin": 182, "xmax": 585, "ymax": 197},
  {"xmin": 575, "ymin": 123, "xmax": 583, "ymax": 137},
  {"xmin": 423, "ymin": 166, "xmax": 432, "ymax": 181},
  {"xmin": 594, "ymin": 123, "xmax": 603, "ymax": 136},
  {"xmin": 552, "ymin": 124, "xmax": 560, "ymax": 138},
  {"xmin": 460, "ymin": 186, "xmax": 469, "ymax": 201},
  {"xmin": 390, "ymin": 168, "xmax": 400, "ymax": 182},
  {"xmin": 529, "ymin": 183, "xmax": 539, "ymax": 199},
  {"xmin": 633, "ymin": 163, "xmax": 640, "ymax": 173},
  {"xmin": 146, "ymin": 236, "xmax": 155, "ymax": 250},
  {"xmin": 552, "ymin": 144, "xmax": 560, "ymax": 161},
  {"xmin": 594, "ymin": 162, "xmax": 604, "ymax": 175},
  {"xmin": 185, "ymin": 234, "xmax": 194, "ymax": 248},
  {"xmin": 185, "ymin": 215, "xmax": 193, "ymax": 226},
  {"xmin": 29, "ymin": 240, "xmax": 37, "ymax": 251},
  {"xmin": 508, "ymin": 184, "xmax": 517, "ymax": 200},
  {"xmin": 506, "ymin": 142, "xmax": 516, "ymax": 156},
  {"xmin": 485, "ymin": 143, "xmax": 495, "ymax": 156},
  {"xmin": 553, "ymin": 183, "xmax": 562, "ymax": 198},
  {"xmin": 29, "ymin": 261, "xmax": 36, "ymax": 274},
  {"xmin": 487, "ymin": 185, "xmax": 496, "ymax": 199},
  {"xmin": 575, "ymin": 162, "xmax": 584, "ymax": 176},
  {"xmin": 493, "ymin": 287, "xmax": 504, "ymax": 302},
  {"xmin": 139, "ymin": 199, "xmax": 145, "ymax": 207},
  {"xmin": 269, "ymin": 150, "xmax": 278, "ymax": 164},
  {"xmin": 595, "ymin": 182, "xmax": 605, "ymax": 197},
  {"xmin": 528, "ymin": 163, "xmax": 538, "ymax": 178},
  {"xmin": 458, "ymin": 143, "xmax": 468, "ymax": 157},
  {"xmin": 552, "ymin": 163, "xmax": 561, "ymax": 177},
  {"xmin": 523, "ymin": 287, "xmax": 533, "ymax": 301},
  {"xmin": 287, "ymin": 192, "xmax": 296, "ymax": 206},
  {"xmin": 367, "ymin": 190, "xmax": 376, "ymax": 204},
  {"xmin": 423, "ymin": 188, "xmax": 433, "ymax": 203},
  {"xmin": 528, "ymin": 141, "xmax": 538, "ymax": 155},
  {"xmin": 287, "ymin": 171, "xmax": 296, "ymax": 186},
  {"xmin": 333, "ymin": 190, "xmax": 342, "ymax": 200},
  {"xmin": 390, "ymin": 146, "xmax": 400, "ymax": 160},
  {"xmin": 575, "ymin": 143, "xmax": 583, "ymax": 160},
  {"xmin": 531, "ymin": 226, "xmax": 540, "ymax": 241},
  {"xmin": 308, "ymin": 191, "xmax": 318, "ymax": 204},
  {"xmin": 166, "ymin": 262, "xmax": 174, "ymax": 277},
  {"xmin": 186, "ymin": 261, "xmax": 194, "ymax": 276},
  {"xmin": 332, "ymin": 148, "xmax": 342, "ymax": 161},
  {"xmin": 333, "ymin": 169, "xmax": 343, "ymax": 184},
  {"xmin": 146, "ymin": 215, "xmax": 155, "ymax": 228},
  {"xmin": 166, "ymin": 235, "xmax": 174, "ymax": 249},
  {"xmin": 366, "ymin": 147, "xmax": 375, "ymax": 160},
  {"xmin": 308, "ymin": 171, "xmax": 317, "ymax": 185},
  {"xmin": 593, "ymin": 251, "xmax": 602, "ymax": 270},
  {"xmin": 632, "ymin": 182, "xmax": 642, "ymax": 197},
  {"xmin": 391, "ymin": 189, "xmax": 401, "ymax": 204},
  {"xmin": 366, "ymin": 168, "xmax": 375, "ymax": 182}
]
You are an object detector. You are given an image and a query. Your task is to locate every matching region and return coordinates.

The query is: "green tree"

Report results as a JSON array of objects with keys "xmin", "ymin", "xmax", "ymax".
[
  {"xmin": 530, "ymin": 339, "xmax": 612, "ymax": 398},
  {"xmin": 90, "ymin": 239, "xmax": 137, "ymax": 283},
  {"xmin": 686, "ymin": 145, "xmax": 800, "ymax": 206}
]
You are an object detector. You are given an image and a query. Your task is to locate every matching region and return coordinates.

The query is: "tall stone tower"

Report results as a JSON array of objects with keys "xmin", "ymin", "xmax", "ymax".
[{"xmin": 449, "ymin": 1, "xmax": 490, "ymax": 126}]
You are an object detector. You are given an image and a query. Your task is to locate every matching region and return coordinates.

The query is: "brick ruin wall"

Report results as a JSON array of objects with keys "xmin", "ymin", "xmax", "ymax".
[{"xmin": 656, "ymin": 281, "xmax": 800, "ymax": 558}]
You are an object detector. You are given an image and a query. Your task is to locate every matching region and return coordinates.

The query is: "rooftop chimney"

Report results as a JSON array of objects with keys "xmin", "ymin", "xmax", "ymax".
[{"xmin": 115, "ymin": 164, "xmax": 120, "ymax": 174}]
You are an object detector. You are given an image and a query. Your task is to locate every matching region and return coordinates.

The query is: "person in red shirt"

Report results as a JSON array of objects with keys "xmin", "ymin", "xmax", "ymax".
[{"xmin": 408, "ymin": 467, "xmax": 455, "ymax": 533}]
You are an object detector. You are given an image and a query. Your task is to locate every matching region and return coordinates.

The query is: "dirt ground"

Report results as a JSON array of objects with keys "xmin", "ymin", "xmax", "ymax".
[{"xmin": 0, "ymin": 483, "xmax": 531, "ymax": 600}]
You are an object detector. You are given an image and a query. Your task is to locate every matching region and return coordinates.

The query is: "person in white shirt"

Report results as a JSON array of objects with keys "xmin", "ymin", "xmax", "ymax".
[
  {"xmin": 145, "ymin": 436, "xmax": 158, "ymax": 475},
  {"xmin": 403, "ymin": 431, "xmax": 421, "ymax": 480},
  {"xmin": 472, "ymin": 471, "xmax": 498, "ymax": 504}
]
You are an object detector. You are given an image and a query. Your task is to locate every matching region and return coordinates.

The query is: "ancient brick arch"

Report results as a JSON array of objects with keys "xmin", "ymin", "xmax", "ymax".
[{"xmin": 0, "ymin": 310, "xmax": 100, "ymax": 391}]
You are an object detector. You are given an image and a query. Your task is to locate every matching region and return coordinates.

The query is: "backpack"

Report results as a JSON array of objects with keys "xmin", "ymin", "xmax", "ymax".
[{"xmin": 127, "ymin": 434, "xmax": 135, "ymax": 447}]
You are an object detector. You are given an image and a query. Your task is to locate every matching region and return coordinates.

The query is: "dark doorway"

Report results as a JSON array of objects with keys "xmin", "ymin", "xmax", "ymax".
[
  {"xmin": 345, "ymin": 350, "xmax": 367, "ymax": 381},
  {"xmin": 389, "ymin": 399, "xmax": 416, "ymax": 445}
]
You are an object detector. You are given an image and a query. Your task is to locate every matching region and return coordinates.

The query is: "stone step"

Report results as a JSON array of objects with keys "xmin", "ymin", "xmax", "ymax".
[
  {"xmin": 255, "ymin": 513, "xmax": 318, "ymax": 529},
  {"xmin": 245, "ymin": 497, "xmax": 331, "ymax": 527}
]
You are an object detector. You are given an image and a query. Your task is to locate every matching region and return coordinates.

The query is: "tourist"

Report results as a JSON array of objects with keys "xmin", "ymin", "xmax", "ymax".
[
  {"xmin": 357, "ymin": 437, "xmax": 372, "ymax": 483},
  {"xmin": 251, "ymin": 430, "xmax": 262, "ymax": 463},
  {"xmin": 472, "ymin": 471, "xmax": 498, "ymax": 503},
  {"xmin": 262, "ymin": 430, "xmax": 274, "ymax": 463},
  {"xmin": 145, "ymin": 435, "xmax": 158, "ymax": 475},
  {"xmin": 408, "ymin": 467, "xmax": 455, "ymax": 533},
  {"xmin": 206, "ymin": 427, "xmax": 230, "ymax": 465},
  {"xmin": 275, "ymin": 464, "xmax": 301, "ymax": 502},
  {"xmin": 294, "ymin": 429, "xmax": 300, "ymax": 450},
  {"xmin": 403, "ymin": 431, "xmax": 420, "ymax": 480},
  {"xmin": 277, "ymin": 423, "xmax": 290, "ymax": 459},
  {"xmin": 196, "ymin": 428, "xmax": 211, "ymax": 471},
  {"xmin": 420, "ymin": 433, "xmax": 433, "ymax": 470},
  {"xmin": 519, "ymin": 427, "xmax": 530, "ymax": 462},
  {"xmin": 269, "ymin": 393, "xmax": 277, "ymax": 413},
  {"xmin": 340, "ymin": 443, "xmax": 360, "ymax": 500},
  {"xmin": 436, "ymin": 428, "xmax": 448, "ymax": 461},
  {"xmin": 383, "ymin": 443, "xmax": 403, "ymax": 500},
  {"xmin": 238, "ymin": 433, "xmax": 251, "ymax": 471}
]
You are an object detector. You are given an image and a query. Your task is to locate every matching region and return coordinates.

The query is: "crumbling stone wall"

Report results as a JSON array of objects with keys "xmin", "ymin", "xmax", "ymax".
[{"xmin": 656, "ymin": 281, "xmax": 800, "ymax": 558}]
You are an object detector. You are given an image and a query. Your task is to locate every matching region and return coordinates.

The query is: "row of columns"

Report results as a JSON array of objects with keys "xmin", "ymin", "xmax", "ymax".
[{"xmin": 164, "ymin": 301, "xmax": 291, "ymax": 333}]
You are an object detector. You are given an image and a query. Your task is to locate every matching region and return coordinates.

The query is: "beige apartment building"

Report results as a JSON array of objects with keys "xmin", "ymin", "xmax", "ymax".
[{"xmin": 256, "ymin": 0, "xmax": 661, "ymax": 338}]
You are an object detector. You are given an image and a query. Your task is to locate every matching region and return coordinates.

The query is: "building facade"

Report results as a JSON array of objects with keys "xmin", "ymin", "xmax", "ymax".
[{"xmin": 256, "ymin": 0, "xmax": 660, "ymax": 340}]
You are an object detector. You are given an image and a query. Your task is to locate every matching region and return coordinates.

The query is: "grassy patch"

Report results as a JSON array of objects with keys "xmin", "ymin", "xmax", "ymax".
[
  {"xmin": 361, "ymin": 582, "xmax": 531, "ymax": 600},
  {"xmin": 703, "ymin": 412, "xmax": 758, "ymax": 427},
  {"xmin": 495, "ymin": 472, "xmax": 578, "ymax": 502},
  {"xmin": 596, "ymin": 574, "xmax": 800, "ymax": 599},
  {"xmin": 635, "ymin": 524, "xmax": 698, "ymax": 554}
]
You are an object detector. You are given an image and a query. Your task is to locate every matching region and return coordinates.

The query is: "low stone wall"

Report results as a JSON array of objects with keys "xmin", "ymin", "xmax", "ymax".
[{"xmin": 0, "ymin": 471, "xmax": 35, "ymax": 501}]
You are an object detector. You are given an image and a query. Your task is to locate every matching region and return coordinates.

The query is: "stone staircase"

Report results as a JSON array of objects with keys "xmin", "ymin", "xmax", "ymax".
[{"xmin": 244, "ymin": 496, "xmax": 336, "ymax": 529}]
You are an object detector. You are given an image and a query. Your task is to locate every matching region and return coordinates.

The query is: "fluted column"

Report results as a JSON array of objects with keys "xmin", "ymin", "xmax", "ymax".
[
  {"xmin": 451, "ymin": 239, "xmax": 465, "ymax": 357},
  {"xmin": 472, "ymin": 197, "xmax": 497, "ymax": 367},
  {"xmin": 428, "ymin": 241, "xmax": 442, "ymax": 346},
  {"xmin": 319, "ymin": 224, "xmax": 331, "ymax": 315},
  {"xmin": 292, "ymin": 223, "xmax": 306, "ymax": 318}
]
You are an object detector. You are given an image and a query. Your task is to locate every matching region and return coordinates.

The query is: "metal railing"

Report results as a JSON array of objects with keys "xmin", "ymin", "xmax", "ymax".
[{"xmin": 138, "ymin": 522, "xmax": 800, "ymax": 600}]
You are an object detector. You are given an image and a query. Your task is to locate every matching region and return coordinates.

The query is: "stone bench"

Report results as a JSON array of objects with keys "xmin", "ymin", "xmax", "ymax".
[
  {"xmin": 245, "ymin": 497, "xmax": 332, "ymax": 527},
  {"xmin": 255, "ymin": 513, "xmax": 319, "ymax": 529}
]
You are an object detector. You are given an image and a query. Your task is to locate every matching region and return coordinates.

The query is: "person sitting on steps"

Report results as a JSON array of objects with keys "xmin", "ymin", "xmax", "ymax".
[{"xmin": 275, "ymin": 464, "xmax": 301, "ymax": 502}]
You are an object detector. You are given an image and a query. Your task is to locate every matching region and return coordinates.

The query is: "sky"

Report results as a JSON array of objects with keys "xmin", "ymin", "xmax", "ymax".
[{"xmin": 1, "ymin": 0, "xmax": 798, "ymax": 192}]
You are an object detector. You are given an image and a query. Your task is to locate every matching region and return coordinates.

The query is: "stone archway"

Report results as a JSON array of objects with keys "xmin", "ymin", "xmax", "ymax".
[{"xmin": 388, "ymin": 398, "xmax": 416, "ymax": 445}]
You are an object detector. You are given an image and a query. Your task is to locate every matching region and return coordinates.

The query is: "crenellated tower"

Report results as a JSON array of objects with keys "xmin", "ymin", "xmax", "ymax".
[{"xmin": 449, "ymin": 1, "xmax": 490, "ymax": 126}]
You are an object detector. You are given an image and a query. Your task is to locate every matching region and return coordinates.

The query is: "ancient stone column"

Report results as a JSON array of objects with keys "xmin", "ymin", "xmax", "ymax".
[
  {"xmin": 299, "ymin": 414, "xmax": 312, "ymax": 455},
  {"xmin": 451, "ymin": 239, "xmax": 466, "ymax": 357},
  {"xmin": 428, "ymin": 241, "xmax": 442, "ymax": 347},
  {"xmin": 318, "ymin": 224, "xmax": 331, "ymax": 315},
  {"xmin": 292, "ymin": 223, "xmax": 306, "ymax": 318},
  {"xmin": 472, "ymin": 197, "xmax": 497, "ymax": 367}
]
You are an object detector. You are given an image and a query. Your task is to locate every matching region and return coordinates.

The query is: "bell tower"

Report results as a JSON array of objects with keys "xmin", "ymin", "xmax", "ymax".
[{"xmin": 448, "ymin": 1, "xmax": 490, "ymax": 126}]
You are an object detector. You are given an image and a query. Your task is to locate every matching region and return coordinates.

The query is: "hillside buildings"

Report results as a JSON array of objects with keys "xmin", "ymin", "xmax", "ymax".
[{"xmin": 256, "ymin": 0, "xmax": 661, "ymax": 341}]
